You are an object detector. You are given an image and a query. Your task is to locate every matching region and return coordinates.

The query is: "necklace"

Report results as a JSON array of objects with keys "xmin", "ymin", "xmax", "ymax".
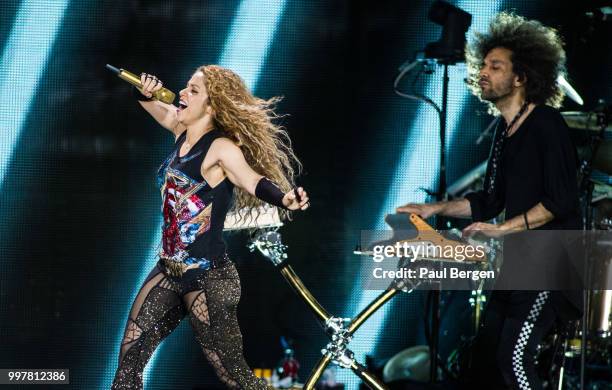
[
  {"xmin": 182, "ymin": 132, "xmax": 198, "ymax": 155},
  {"xmin": 486, "ymin": 101, "xmax": 529, "ymax": 194},
  {"xmin": 503, "ymin": 101, "xmax": 529, "ymax": 138},
  {"xmin": 180, "ymin": 140, "xmax": 192, "ymax": 157},
  {"xmin": 183, "ymin": 125, "xmax": 214, "ymax": 155}
]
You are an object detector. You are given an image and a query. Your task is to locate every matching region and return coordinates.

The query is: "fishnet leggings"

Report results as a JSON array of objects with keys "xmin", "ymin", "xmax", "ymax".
[{"xmin": 111, "ymin": 261, "xmax": 270, "ymax": 390}]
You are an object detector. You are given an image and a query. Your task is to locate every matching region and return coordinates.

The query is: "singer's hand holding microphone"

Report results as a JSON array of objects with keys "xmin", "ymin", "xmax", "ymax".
[
  {"xmin": 139, "ymin": 73, "xmax": 164, "ymax": 100},
  {"xmin": 105, "ymin": 64, "xmax": 176, "ymax": 104}
]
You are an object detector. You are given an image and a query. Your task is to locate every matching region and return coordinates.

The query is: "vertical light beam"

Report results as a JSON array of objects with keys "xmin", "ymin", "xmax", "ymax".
[
  {"xmin": 0, "ymin": 0, "xmax": 70, "ymax": 185},
  {"xmin": 0, "ymin": 0, "xmax": 70, "ymax": 367},
  {"xmin": 218, "ymin": 0, "xmax": 287, "ymax": 91},
  {"xmin": 338, "ymin": 2, "xmax": 503, "ymax": 389}
]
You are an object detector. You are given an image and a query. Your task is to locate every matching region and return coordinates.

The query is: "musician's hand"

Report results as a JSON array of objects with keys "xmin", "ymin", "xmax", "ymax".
[
  {"xmin": 139, "ymin": 73, "xmax": 164, "ymax": 98},
  {"xmin": 462, "ymin": 222, "xmax": 506, "ymax": 238},
  {"xmin": 396, "ymin": 203, "xmax": 438, "ymax": 219},
  {"xmin": 283, "ymin": 187, "xmax": 309, "ymax": 211}
]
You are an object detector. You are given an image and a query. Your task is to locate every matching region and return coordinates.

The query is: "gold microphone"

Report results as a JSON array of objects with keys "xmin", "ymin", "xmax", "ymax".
[{"xmin": 106, "ymin": 64, "xmax": 176, "ymax": 104}]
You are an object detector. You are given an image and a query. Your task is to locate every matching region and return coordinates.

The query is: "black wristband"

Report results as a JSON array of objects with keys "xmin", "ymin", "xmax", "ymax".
[
  {"xmin": 255, "ymin": 177, "xmax": 288, "ymax": 210},
  {"xmin": 523, "ymin": 212, "xmax": 530, "ymax": 230},
  {"xmin": 132, "ymin": 86, "xmax": 154, "ymax": 102}
]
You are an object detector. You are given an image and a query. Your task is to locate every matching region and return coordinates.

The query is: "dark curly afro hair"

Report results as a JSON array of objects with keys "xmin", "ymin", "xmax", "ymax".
[{"xmin": 466, "ymin": 12, "xmax": 566, "ymax": 113}]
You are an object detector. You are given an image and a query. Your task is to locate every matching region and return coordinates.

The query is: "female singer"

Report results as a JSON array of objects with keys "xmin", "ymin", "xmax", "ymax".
[{"xmin": 111, "ymin": 65, "xmax": 308, "ymax": 389}]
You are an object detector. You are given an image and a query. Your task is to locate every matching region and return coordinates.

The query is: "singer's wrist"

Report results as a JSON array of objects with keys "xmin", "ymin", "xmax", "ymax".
[{"xmin": 132, "ymin": 86, "xmax": 154, "ymax": 102}]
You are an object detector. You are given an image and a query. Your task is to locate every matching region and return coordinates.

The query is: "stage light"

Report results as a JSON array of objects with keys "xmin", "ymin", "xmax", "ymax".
[
  {"xmin": 102, "ymin": 1, "xmax": 288, "ymax": 388},
  {"xmin": 0, "ymin": 1, "xmax": 70, "ymax": 186},
  {"xmin": 424, "ymin": 1, "xmax": 472, "ymax": 64}
]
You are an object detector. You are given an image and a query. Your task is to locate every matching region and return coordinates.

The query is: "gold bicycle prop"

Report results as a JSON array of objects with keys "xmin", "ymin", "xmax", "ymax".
[
  {"xmin": 248, "ymin": 213, "xmax": 490, "ymax": 390},
  {"xmin": 248, "ymin": 229, "xmax": 393, "ymax": 390}
]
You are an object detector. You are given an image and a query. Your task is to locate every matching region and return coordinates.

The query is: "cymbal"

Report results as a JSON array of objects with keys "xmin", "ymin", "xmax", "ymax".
[
  {"xmin": 562, "ymin": 111, "xmax": 611, "ymax": 132},
  {"xmin": 447, "ymin": 160, "xmax": 487, "ymax": 197},
  {"xmin": 591, "ymin": 179, "xmax": 612, "ymax": 203},
  {"xmin": 576, "ymin": 140, "xmax": 612, "ymax": 175},
  {"xmin": 383, "ymin": 345, "xmax": 431, "ymax": 383},
  {"xmin": 593, "ymin": 140, "xmax": 612, "ymax": 175}
]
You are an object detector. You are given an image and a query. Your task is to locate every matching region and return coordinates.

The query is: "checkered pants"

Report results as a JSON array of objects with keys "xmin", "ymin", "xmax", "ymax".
[{"xmin": 462, "ymin": 291, "xmax": 558, "ymax": 390}]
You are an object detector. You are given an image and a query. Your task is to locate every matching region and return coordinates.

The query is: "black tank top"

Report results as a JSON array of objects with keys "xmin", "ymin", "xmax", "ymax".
[{"xmin": 156, "ymin": 129, "xmax": 234, "ymax": 270}]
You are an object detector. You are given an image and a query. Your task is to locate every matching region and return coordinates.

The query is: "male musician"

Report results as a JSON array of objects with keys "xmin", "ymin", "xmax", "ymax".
[{"xmin": 397, "ymin": 13, "xmax": 581, "ymax": 390}]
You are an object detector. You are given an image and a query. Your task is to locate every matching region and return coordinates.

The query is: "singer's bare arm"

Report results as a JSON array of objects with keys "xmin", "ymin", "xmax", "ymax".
[
  {"xmin": 203, "ymin": 137, "xmax": 262, "ymax": 195},
  {"xmin": 203, "ymin": 138, "xmax": 309, "ymax": 210},
  {"xmin": 138, "ymin": 73, "xmax": 186, "ymax": 137},
  {"xmin": 138, "ymin": 100, "xmax": 185, "ymax": 136},
  {"xmin": 396, "ymin": 199, "xmax": 471, "ymax": 219}
]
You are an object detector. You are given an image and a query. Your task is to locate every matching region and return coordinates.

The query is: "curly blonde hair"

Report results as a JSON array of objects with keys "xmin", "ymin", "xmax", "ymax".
[{"xmin": 198, "ymin": 65, "xmax": 301, "ymax": 221}]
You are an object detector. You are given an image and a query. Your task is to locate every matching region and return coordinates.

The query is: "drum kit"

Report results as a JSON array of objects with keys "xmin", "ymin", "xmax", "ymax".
[{"xmin": 569, "ymin": 107, "xmax": 612, "ymax": 388}]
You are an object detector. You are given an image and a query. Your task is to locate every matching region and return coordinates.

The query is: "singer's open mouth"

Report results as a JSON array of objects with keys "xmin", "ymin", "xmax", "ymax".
[{"xmin": 178, "ymin": 100, "xmax": 188, "ymax": 111}]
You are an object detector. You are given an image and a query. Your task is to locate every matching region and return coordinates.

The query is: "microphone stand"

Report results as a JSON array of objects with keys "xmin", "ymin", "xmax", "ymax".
[
  {"xmin": 428, "ymin": 62, "xmax": 450, "ymax": 384},
  {"xmin": 426, "ymin": 60, "xmax": 457, "ymax": 384}
]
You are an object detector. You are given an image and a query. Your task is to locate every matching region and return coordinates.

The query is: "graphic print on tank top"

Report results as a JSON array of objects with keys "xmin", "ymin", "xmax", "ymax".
[
  {"xmin": 156, "ymin": 129, "xmax": 233, "ymax": 272},
  {"xmin": 160, "ymin": 168, "xmax": 210, "ymax": 262}
]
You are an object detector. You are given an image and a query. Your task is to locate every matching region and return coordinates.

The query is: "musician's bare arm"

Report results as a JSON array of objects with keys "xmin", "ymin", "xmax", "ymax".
[
  {"xmin": 462, "ymin": 201, "xmax": 553, "ymax": 238},
  {"xmin": 396, "ymin": 198, "xmax": 471, "ymax": 219},
  {"xmin": 501, "ymin": 202, "xmax": 553, "ymax": 231}
]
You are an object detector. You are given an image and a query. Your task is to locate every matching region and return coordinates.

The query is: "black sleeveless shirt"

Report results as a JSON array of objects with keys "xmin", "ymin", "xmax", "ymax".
[{"xmin": 156, "ymin": 129, "xmax": 234, "ymax": 270}]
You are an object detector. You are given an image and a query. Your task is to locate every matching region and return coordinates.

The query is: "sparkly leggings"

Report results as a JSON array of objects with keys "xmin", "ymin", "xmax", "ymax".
[{"xmin": 111, "ymin": 260, "xmax": 270, "ymax": 390}]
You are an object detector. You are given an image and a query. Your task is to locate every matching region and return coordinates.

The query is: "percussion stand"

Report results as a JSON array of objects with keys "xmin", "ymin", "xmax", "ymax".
[
  {"xmin": 248, "ymin": 230, "xmax": 418, "ymax": 390},
  {"xmin": 427, "ymin": 59, "xmax": 454, "ymax": 384}
]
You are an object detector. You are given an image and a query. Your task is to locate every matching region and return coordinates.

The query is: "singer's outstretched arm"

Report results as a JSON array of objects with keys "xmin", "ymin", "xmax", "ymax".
[
  {"xmin": 138, "ymin": 73, "xmax": 186, "ymax": 137},
  {"xmin": 207, "ymin": 137, "xmax": 309, "ymax": 211}
]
